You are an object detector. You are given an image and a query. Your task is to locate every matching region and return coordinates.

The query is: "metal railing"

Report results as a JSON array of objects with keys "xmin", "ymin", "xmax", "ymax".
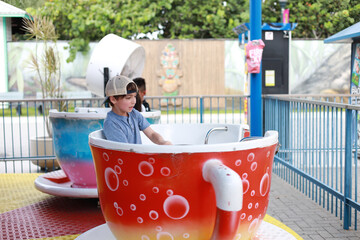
[
  {"xmin": 146, "ymin": 95, "xmax": 249, "ymax": 124},
  {"xmin": 0, "ymin": 95, "xmax": 249, "ymax": 174},
  {"xmin": 268, "ymin": 94, "xmax": 353, "ymax": 104},
  {"xmin": 3, "ymin": 93, "xmax": 360, "ymax": 230},
  {"xmin": 0, "ymin": 97, "xmax": 103, "ymax": 173},
  {"xmin": 264, "ymin": 94, "xmax": 360, "ymax": 230}
]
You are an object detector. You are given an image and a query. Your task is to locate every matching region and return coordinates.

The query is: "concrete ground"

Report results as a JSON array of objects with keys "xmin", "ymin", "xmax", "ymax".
[{"xmin": 268, "ymin": 174, "xmax": 360, "ymax": 240}]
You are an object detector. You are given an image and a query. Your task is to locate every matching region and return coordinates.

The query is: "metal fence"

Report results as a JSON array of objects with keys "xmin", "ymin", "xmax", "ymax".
[
  {"xmin": 2, "ymin": 93, "xmax": 360, "ymax": 230},
  {"xmin": 0, "ymin": 95, "xmax": 248, "ymax": 174},
  {"xmin": 264, "ymin": 94, "xmax": 360, "ymax": 230}
]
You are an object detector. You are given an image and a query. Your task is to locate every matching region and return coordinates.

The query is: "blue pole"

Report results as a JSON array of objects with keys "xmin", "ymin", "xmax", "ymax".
[
  {"xmin": 250, "ymin": 0, "xmax": 262, "ymax": 136},
  {"xmin": 200, "ymin": 97, "xmax": 204, "ymax": 123},
  {"xmin": 344, "ymin": 109, "xmax": 353, "ymax": 229}
]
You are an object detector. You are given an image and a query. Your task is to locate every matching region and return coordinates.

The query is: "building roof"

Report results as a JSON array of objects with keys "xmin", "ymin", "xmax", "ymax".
[
  {"xmin": 0, "ymin": 1, "xmax": 28, "ymax": 18},
  {"xmin": 324, "ymin": 22, "xmax": 360, "ymax": 44},
  {"xmin": 233, "ymin": 23, "xmax": 297, "ymax": 35}
]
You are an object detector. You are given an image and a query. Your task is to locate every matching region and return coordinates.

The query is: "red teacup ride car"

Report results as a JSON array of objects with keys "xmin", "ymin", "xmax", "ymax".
[{"xmin": 89, "ymin": 123, "xmax": 278, "ymax": 240}]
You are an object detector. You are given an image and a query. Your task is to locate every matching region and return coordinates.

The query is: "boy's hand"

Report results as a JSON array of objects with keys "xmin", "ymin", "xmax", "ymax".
[{"xmin": 162, "ymin": 141, "xmax": 172, "ymax": 145}]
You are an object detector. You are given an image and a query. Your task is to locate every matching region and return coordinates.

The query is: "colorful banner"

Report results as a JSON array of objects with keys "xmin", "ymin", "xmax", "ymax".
[
  {"xmin": 283, "ymin": 9, "xmax": 289, "ymax": 24},
  {"xmin": 351, "ymin": 43, "xmax": 360, "ymax": 104},
  {"xmin": 246, "ymin": 40, "xmax": 265, "ymax": 74}
]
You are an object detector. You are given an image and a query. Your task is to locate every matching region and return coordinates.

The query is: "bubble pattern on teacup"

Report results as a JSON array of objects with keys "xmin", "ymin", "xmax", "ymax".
[
  {"xmin": 161, "ymin": 167, "xmax": 171, "ymax": 176},
  {"xmin": 260, "ymin": 167, "xmax": 270, "ymax": 196},
  {"xmin": 248, "ymin": 218, "xmax": 259, "ymax": 234},
  {"xmin": 151, "ymin": 226, "xmax": 190, "ymax": 240},
  {"xmin": 242, "ymin": 173, "xmax": 250, "ymax": 194},
  {"xmin": 149, "ymin": 210, "xmax": 159, "ymax": 220},
  {"xmin": 153, "ymin": 187, "xmax": 159, "ymax": 193},
  {"xmin": 102, "ymin": 156, "xmax": 192, "ymax": 238},
  {"xmin": 98, "ymin": 147, "xmax": 276, "ymax": 240},
  {"xmin": 234, "ymin": 152, "xmax": 273, "ymax": 237},
  {"xmin": 157, "ymin": 232, "xmax": 174, "ymax": 240},
  {"xmin": 104, "ymin": 167, "xmax": 119, "ymax": 191},
  {"xmin": 139, "ymin": 161, "xmax": 154, "ymax": 177},
  {"xmin": 163, "ymin": 195, "xmax": 190, "ymax": 220},
  {"xmin": 247, "ymin": 152, "xmax": 255, "ymax": 162}
]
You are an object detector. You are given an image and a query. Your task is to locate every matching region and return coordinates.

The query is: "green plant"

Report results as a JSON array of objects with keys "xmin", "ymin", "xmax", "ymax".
[
  {"xmin": 2, "ymin": 0, "xmax": 45, "ymax": 9},
  {"xmin": 27, "ymin": 0, "xmax": 248, "ymax": 62},
  {"xmin": 23, "ymin": 15, "xmax": 65, "ymax": 136}
]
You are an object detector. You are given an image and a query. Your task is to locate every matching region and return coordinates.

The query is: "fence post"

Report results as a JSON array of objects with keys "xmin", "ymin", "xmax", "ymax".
[
  {"xmin": 200, "ymin": 96, "xmax": 204, "ymax": 123},
  {"xmin": 344, "ymin": 108, "xmax": 353, "ymax": 229},
  {"xmin": 249, "ymin": 0, "xmax": 262, "ymax": 136}
]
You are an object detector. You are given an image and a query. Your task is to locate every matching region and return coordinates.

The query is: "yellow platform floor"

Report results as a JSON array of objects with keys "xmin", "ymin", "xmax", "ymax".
[{"xmin": 0, "ymin": 173, "xmax": 302, "ymax": 240}]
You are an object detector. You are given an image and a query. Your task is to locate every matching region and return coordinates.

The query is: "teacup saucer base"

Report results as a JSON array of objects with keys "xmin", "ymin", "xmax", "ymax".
[
  {"xmin": 34, "ymin": 170, "xmax": 98, "ymax": 198},
  {"xmin": 75, "ymin": 221, "xmax": 298, "ymax": 240}
]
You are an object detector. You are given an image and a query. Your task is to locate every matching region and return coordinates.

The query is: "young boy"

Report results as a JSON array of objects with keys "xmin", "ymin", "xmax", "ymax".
[
  {"xmin": 103, "ymin": 75, "xmax": 171, "ymax": 145},
  {"xmin": 133, "ymin": 77, "xmax": 151, "ymax": 112}
]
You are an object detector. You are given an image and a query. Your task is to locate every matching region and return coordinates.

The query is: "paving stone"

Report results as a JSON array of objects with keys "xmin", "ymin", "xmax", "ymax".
[
  {"xmin": 308, "ymin": 234, "xmax": 325, "ymax": 240},
  {"xmin": 323, "ymin": 238, "xmax": 348, "ymax": 240},
  {"xmin": 268, "ymin": 174, "xmax": 360, "ymax": 240},
  {"xmin": 322, "ymin": 226, "xmax": 341, "ymax": 234},
  {"xmin": 316, "ymin": 230, "xmax": 334, "ymax": 238}
]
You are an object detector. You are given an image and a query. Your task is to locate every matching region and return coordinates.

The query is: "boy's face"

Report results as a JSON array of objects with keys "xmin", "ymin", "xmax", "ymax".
[{"xmin": 110, "ymin": 92, "xmax": 137, "ymax": 116}]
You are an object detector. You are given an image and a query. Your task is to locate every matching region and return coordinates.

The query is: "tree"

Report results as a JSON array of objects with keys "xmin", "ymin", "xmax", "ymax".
[
  {"xmin": 2, "ymin": 0, "xmax": 44, "ymax": 9},
  {"xmin": 262, "ymin": 0, "xmax": 360, "ymax": 39},
  {"xmin": 26, "ymin": 0, "xmax": 360, "ymax": 62},
  {"xmin": 26, "ymin": 0, "xmax": 249, "ymax": 62}
]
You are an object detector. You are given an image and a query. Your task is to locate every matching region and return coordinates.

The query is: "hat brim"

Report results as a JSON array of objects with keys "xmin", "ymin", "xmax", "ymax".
[
  {"xmin": 102, "ymin": 96, "xmax": 110, "ymax": 105},
  {"xmin": 102, "ymin": 88, "xmax": 137, "ymax": 106}
]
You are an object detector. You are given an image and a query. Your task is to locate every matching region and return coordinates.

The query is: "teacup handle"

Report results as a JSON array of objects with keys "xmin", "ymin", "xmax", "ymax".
[{"xmin": 202, "ymin": 159, "xmax": 243, "ymax": 240}]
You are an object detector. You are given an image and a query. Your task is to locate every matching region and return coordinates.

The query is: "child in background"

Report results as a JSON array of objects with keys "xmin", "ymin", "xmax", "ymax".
[{"xmin": 133, "ymin": 77, "xmax": 151, "ymax": 112}]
